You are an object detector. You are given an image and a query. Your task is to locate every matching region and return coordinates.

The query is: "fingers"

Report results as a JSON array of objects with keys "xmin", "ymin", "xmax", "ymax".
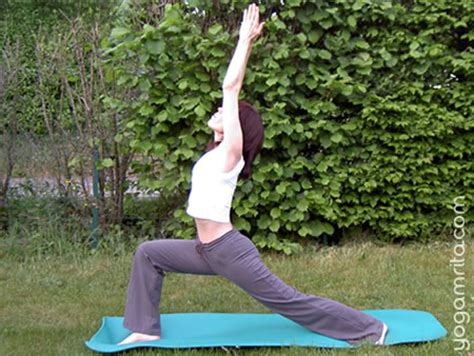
[
  {"xmin": 240, "ymin": 3, "xmax": 264, "ymax": 41},
  {"xmin": 244, "ymin": 3, "xmax": 259, "ymax": 24},
  {"xmin": 251, "ymin": 4, "xmax": 259, "ymax": 24}
]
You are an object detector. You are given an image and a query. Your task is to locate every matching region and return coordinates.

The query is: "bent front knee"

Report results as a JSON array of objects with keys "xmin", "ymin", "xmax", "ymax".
[
  {"xmin": 133, "ymin": 241, "xmax": 161, "ymax": 264},
  {"xmin": 133, "ymin": 241, "xmax": 165, "ymax": 275}
]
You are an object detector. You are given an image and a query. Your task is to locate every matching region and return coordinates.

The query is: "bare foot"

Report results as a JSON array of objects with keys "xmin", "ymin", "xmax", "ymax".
[{"xmin": 117, "ymin": 332, "xmax": 160, "ymax": 345}]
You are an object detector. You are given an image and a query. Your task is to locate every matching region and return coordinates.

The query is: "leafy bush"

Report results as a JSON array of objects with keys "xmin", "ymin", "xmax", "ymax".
[{"xmin": 103, "ymin": 0, "xmax": 472, "ymax": 253}]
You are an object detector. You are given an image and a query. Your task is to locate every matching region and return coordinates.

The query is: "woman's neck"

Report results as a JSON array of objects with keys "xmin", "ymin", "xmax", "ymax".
[{"xmin": 214, "ymin": 131, "xmax": 223, "ymax": 143}]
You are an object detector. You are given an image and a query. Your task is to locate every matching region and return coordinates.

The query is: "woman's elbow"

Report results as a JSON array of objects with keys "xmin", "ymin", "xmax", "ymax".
[{"xmin": 222, "ymin": 81, "xmax": 241, "ymax": 93}]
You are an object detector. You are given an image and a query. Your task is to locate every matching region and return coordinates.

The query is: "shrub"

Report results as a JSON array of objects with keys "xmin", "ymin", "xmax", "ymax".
[{"xmin": 103, "ymin": 0, "xmax": 472, "ymax": 253}]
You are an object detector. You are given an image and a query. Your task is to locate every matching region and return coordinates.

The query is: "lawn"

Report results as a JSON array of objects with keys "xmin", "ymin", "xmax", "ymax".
[{"xmin": 1, "ymin": 239, "xmax": 470, "ymax": 355}]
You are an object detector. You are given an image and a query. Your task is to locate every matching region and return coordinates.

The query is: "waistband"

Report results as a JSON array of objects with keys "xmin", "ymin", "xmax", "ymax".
[{"xmin": 195, "ymin": 228, "xmax": 239, "ymax": 251}]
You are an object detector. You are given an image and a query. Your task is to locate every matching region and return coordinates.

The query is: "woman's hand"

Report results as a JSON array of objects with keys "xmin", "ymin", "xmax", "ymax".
[
  {"xmin": 221, "ymin": 4, "xmax": 263, "ymax": 92},
  {"xmin": 239, "ymin": 3, "xmax": 264, "ymax": 43}
]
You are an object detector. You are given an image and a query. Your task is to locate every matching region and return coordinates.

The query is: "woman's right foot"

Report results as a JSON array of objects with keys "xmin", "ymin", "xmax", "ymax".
[{"xmin": 117, "ymin": 332, "xmax": 160, "ymax": 345}]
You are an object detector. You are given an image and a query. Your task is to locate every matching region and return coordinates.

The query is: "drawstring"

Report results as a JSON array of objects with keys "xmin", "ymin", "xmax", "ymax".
[
  {"xmin": 195, "ymin": 242, "xmax": 203, "ymax": 255},
  {"xmin": 195, "ymin": 229, "xmax": 237, "ymax": 256}
]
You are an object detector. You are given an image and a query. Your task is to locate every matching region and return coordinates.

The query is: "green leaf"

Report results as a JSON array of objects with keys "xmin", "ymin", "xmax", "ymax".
[
  {"xmin": 195, "ymin": 72, "xmax": 210, "ymax": 82},
  {"xmin": 310, "ymin": 220, "xmax": 334, "ymax": 236},
  {"xmin": 414, "ymin": 62, "xmax": 430, "ymax": 75},
  {"xmin": 348, "ymin": 16, "xmax": 357, "ymax": 28},
  {"xmin": 194, "ymin": 105, "xmax": 206, "ymax": 116},
  {"xmin": 330, "ymin": 132, "xmax": 343, "ymax": 143},
  {"xmin": 308, "ymin": 30, "xmax": 323, "ymax": 43},
  {"xmin": 302, "ymin": 179, "xmax": 312, "ymax": 189},
  {"xmin": 296, "ymin": 199, "xmax": 309, "ymax": 212},
  {"xmin": 341, "ymin": 84, "xmax": 353, "ymax": 96},
  {"xmin": 353, "ymin": 0, "xmax": 365, "ymax": 10},
  {"xmin": 316, "ymin": 161, "xmax": 328, "ymax": 172},
  {"xmin": 138, "ymin": 103, "xmax": 153, "ymax": 116},
  {"xmin": 386, "ymin": 57, "xmax": 398, "ymax": 67},
  {"xmin": 380, "ymin": 48, "xmax": 392, "ymax": 61},
  {"xmin": 320, "ymin": 19, "xmax": 333, "ymax": 30},
  {"xmin": 298, "ymin": 225, "xmax": 311, "ymax": 237},
  {"xmin": 210, "ymin": 48, "xmax": 225, "ymax": 57},
  {"xmin": 342, "ymin": 121, "xmax": 357, "ymax": 131},
  {"xmin": 318, "ymin": 49, "xmax": 332, "ymax": 60},
  {"xmin": 270, "ymin": 208, "xmax": 281, "ymax": 219},
  {"xmin": 354, "ymin": 39, "xmax": 369, "ymax": 49},
  {"xmin": 178, "ymin": 80, "xmax": 188, "ymax": 90},
  {"xmin": 157, "ymin": 110, "xmax": 167, "ymax": 121},
  {"xmin": 200, "ymin": 83, "xmax": 211, "ymax": 93},
  {"xmin": 257, "ymin": 216, "xmax": 271, "ymax": 229},
  {"xmin": 139, "ymin": 79, "xmax": 151, "ymax": 92},
  {"xmin": 266, "ymin": 77, "xmax": 278, "ymax": 86},
  {"xmin": 99, "ymin": 158, "xmax": 114, "ymax": 168},
  {"xmin": 280, "ymin": 76, "xmax": 291, "ymax": 87},
  {"xmin": 208, "ymin": 24, "xmax": 223, "ymax": 36},
  {"xmin": 143, "ymin": 24, "xmax": 154, "ymax": 34},
  {"xmin": 296, "ymin": 33, "xmax": 307, "ymax": 43},
  {"xmin": 409, "ymin": 42, "xmax": 420, "ymax": 51},
  {"xmin": 146, "ymin": 40, "xmax": 164, "ymax": 55},
  {"xmin": 111, "ymin": 27, "xmax": 130, "ymax": 38},
  {"xmin": 273, "ymin": 18, "xmax": 286, "ymax": 30},
  {"xmin": 276, "ymin": 183, "xmax": 286, "ymax": 195},
  {"xmin": 320, "ymin": 133, "xmax": 332, "ymax": 148},
  {"xmin": 299, "ymin": 49, "xmax": 310, "ymax": 59},
  {"xmin": 269, "ymin": 220, "xmax": 280, "ymax": 232}
]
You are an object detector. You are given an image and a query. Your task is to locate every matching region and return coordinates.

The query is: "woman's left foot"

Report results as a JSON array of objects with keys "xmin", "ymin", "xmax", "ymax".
[
  {"xmin": 117, "ymin": 332, "xmax": 160, "ymax": 345},
  {"xmin": 375, "ymin": 323, "xmax": 389, "ymax": 345}
]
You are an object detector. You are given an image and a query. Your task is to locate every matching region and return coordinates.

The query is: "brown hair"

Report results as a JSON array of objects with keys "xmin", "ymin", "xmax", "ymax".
[{"xmin": 206, "ymin": 100, "xmax": 264, "ymax": 180}]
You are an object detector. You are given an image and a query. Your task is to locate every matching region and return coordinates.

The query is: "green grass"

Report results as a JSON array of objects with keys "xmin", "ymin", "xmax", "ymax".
[{"xmin": 1, "ymin": 240, "xmax": 471, "ymax": 356}]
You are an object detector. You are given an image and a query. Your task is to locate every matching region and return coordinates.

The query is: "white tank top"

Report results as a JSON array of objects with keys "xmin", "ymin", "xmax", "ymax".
[{"xmin": 186, "ymin": 148, "xmax": 245, "ymax": 223}]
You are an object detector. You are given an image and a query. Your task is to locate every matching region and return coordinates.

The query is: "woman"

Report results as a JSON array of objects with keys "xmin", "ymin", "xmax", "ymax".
[{"xmin": 119, "ymin": 4, "xmax": 388, "ymax": 346}]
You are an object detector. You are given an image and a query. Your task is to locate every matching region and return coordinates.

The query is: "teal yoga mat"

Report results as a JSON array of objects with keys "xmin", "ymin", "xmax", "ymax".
[{"xmin": 85, "ymin": 309, "xmax": 447, "ymax": 353}]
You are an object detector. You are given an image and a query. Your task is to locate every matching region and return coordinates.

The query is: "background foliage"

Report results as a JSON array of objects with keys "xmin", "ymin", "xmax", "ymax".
[
  {"xmin": 104, "ymin": 0, "xmax": 473, "ymax": 253},
  {"xmin": 0, "ymin": 0, "xmax": 114, "ymax": 133},
  {"xmin": 1, "ymin": 0, "xmax": 472, "ymax": 254},
  {"xmin": 1, "ymin": 0, "xmax": 139, "ymax": 237}
]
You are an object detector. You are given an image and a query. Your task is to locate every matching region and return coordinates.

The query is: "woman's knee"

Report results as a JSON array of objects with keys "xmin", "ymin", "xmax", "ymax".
[
  {"xmin": 132, "ymin": 240, "xmax": 166, "ymax": 276},
  {"xmin": 134, "ymin": 240, "xmax": 159, "ymax": 259}
]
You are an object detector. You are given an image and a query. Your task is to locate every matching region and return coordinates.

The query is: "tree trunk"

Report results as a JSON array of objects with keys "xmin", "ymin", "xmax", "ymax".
[{"xmin": 0, "ymin": 59, "xmax": 19, "ymax": 232}]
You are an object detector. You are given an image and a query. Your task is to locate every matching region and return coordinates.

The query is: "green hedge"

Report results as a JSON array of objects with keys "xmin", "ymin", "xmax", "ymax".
[{"xmin": 104, "ymin": 0, "xmax": 473, "ymax": 253}]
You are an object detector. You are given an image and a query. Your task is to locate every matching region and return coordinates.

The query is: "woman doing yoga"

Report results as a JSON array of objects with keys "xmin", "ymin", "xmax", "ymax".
[{"xmin": 118, "ymin": 3, "xmax": 388, "ymax": 346}]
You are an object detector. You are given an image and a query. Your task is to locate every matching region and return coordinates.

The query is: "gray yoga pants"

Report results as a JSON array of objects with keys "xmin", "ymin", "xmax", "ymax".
[{"xmin": 123, "ymin": 229, "xmax": 384, "ymax": 345}]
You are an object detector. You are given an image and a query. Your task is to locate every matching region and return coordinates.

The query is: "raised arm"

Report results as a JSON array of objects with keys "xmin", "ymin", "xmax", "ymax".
[{"xmin": 220, "ymin": 4, "xmax": 264, "ymax": 168}]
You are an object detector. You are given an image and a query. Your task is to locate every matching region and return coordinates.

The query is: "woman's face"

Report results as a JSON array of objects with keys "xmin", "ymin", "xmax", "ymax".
[{"xmin": 207, "ymin": 107, "xmax": 224, "ymax": 135}]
